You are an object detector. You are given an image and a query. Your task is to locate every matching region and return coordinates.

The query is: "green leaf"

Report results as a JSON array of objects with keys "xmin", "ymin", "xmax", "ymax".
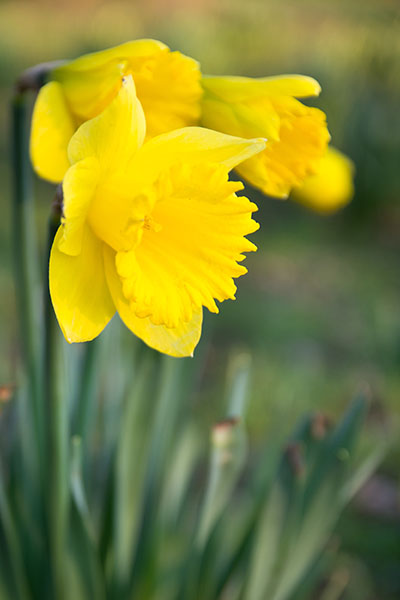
[
  {"xmin": 0, "ymin": 465, "xmax": 31, "ymax": 600},
  {"xmin": 69, "ymin": 437, "xmax": 106, "ymax": 600}
]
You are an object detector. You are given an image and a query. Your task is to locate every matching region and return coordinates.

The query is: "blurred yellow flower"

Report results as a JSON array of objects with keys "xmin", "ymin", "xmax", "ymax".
[
  {"xmin": 49, "ymin": 76, "xmax": 265, "ymax": 357},
  {"xmin": 30, "ymin": 39, "xmax": 202, "ymax": 183},
  {"xmin": 201, "ymin": 75, "xmax": 330, "ymax": 198},
  {"xmin": 291, "ymin": 146, "xmax": 355, "ymax": 214}
]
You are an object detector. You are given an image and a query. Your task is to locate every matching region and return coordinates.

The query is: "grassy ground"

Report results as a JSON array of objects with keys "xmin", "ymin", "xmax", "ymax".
[{"xmin": 1, "ymin": 0, "xmax": 399, "ymax": 597}]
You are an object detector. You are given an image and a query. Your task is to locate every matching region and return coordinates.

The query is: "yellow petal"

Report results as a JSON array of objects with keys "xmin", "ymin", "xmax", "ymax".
[
  {"xmin": 201, "ymin": 75, "xmax": 321, "ymax": 102},
  {"xmin": 201, "ymin": 74, "xmax": 329, "ymax": 198},
  {"xmin": 30, "ymin": 81, "xmax": 76, "ymax": 183},
  {"xmin": 103, "ymin": 244, "xmax": 202, "ymax": 357},
  {"xmin": 247, "ymin": 75, "xmax": 321, "ymax": 98},
  {"xmin": 54, "ymin": 39, "xmax": 167, "ymax": 73},
  {"xmin": 51, "ymin": 40, "xmax": 202, "ymax": 137},
  {"xmin": 52, "ymin": 39, "xmax": 167, "ymax": 121},
  {"xmin": 201, "ymin": 96, "xmax": 281, "ymax": 142},
  {"xmin": 237, "ymin": 103, "xmax": 330, "ymax": 198},
  {"xmin": 59, "ymin": 156, "xmax": 100, "ymax": 256},
  {"xmin": 132, "ymin": 49, "xmax": 202, "ymax": 138},
  {"xmin": 291, "ymin": 146, "xmax": 355, "ymax": 214},
  {"xmin": 129, "ymin": 126, "xmax": 266, "ymax": 186},
  {"xmin": 49, "ymin": 225, "xmax": 115, "ymax": 343},
  {"xmin": 87, "ymin": 130, "xmax": 264, "ymax": 256},
  {"xmin": 114, "ymin": 162, "xmax": 259, "ymax": 329},
  {"xmin": 67, "ymin": 75, "xmax": 145, "ymax": 174}
]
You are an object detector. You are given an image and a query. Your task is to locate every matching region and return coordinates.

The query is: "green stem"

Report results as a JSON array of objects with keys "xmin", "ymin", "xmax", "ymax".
[
  {"xmin": 11, "ymin": 93, "xmax": 43, "ymax": 475},
  {"xmin": 44, "ymin": 206, "xmax": 69, "ymax": 599}
]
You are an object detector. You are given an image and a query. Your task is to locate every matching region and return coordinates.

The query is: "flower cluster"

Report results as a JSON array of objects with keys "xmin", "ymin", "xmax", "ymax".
[{"xmin": 29, "ymin": 40, "xmax": 351, "ymax": 356}]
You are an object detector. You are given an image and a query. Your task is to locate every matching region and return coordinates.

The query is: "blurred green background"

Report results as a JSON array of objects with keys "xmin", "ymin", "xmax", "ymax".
[{"xmin": 0, "ymin": 0, "xmax": 399, "ymax": 597}]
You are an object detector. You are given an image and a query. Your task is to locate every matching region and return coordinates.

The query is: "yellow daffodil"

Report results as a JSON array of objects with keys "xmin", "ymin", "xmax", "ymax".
[
  {"xmin": 30, "ymin": 40, "xmax": 202, "ymax": 184},
  {"xmin": 49, "ymin": 76, "xmax": 266, "ymax": 357},
  {"xmin": 201, "ymin": 75, "xmax": 330, "ymax": 198},
  {"xmin": 290, "ymin": 146, "xmax": 355, "ymax": 214}
]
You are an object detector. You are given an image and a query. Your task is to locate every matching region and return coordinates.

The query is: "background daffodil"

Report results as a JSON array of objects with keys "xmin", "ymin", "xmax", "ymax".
[
  {"xmin": 49, "ymin": 76, "xmax": 266, "ymax": 357},
  {"xmin": 291, "ymin": 146, "xmax": 355, "ymax": 214},
  {"xmin": 30, "ymin": 39, "xmax": 202, "ymax": 184},
  {"xmin": 201, "ymin": 74, "xmax": 330, "ymax": 199}
]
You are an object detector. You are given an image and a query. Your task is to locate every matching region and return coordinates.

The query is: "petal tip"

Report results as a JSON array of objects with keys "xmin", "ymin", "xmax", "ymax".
[{"xmin": 254, "ymin": 137, "xmax": 267, "ymax": 150}]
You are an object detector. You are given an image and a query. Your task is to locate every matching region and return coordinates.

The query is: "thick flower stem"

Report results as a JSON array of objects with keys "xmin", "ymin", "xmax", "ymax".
[
  {"xmin": 44, "ymin": 204, "xmax": 69, "ymax": 600},
  {"xmin": 11, "ymin": 92, "xmax": 44, "ymax": 476}
]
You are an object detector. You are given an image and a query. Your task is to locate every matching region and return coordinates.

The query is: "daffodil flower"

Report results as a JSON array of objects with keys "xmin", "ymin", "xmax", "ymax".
[
  {"xmin": 201, "ymin": 75, "xmax": 330, "ymax": 199},
  {"xmin": 30, "ymin": 40, "xmax": 202, "ymax": 184},
  {"xmin": 49, "ymin": 76, "xmax": 266, "ymax": 357},
  {"xmin": 291, "ymin": 146, "xmax": 355, "ymax": 214}
]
